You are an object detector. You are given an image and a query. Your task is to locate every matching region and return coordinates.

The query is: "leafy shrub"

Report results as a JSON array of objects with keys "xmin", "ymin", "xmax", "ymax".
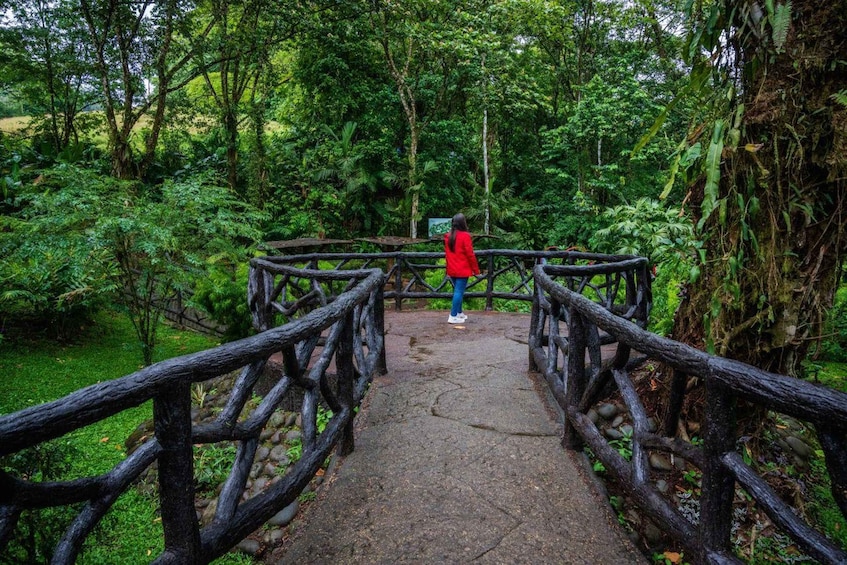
[{"xmin": 191, "ymin": 263, "xmax": 254, "ymax": 341}]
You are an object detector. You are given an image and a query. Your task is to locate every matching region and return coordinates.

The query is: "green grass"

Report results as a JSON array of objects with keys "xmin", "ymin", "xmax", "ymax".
[
  {"xmin": 815, "ymin": 362, "xmax": 847, "ymax": 393},
  {"xmin": 0, "ymin": 310, "xmax": 224, "ymax": 563}
]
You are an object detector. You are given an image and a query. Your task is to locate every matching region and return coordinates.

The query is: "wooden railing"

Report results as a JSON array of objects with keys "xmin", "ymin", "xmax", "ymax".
[
  {"xmin": 249, "ymin": 248, "xmax": 652, "ymax": 313},
  {"xmin": 531, "ymin": 264, "xmax": 847, "ymax": 564},
  {"xmin": 0, "ymin": 267, "xmax": 385, "ymax": 564}
]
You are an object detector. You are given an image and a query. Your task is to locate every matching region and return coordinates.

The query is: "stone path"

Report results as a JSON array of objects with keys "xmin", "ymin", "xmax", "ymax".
[{"xmin": 275, "ymin": 310, "xmax": 645, "ymax": 564}]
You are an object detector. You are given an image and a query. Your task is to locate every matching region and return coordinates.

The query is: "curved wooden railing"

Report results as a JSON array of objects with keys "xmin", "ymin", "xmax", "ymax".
[
  {"xmin": 248, "ymin": 248, "xmax": 653, "ymax": 314},
  {"xmin": 531, "ymin": 264, "xmax": 847, "ymax": 564},
  {"xmin": 0, "ymin": 267, "xmax": 385, "ymax": 564}
]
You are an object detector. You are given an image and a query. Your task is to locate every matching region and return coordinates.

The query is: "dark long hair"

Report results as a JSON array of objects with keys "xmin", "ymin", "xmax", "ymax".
[{"xmin": 447, "ymin": 213, "xmax": 469, "ymax": 252}]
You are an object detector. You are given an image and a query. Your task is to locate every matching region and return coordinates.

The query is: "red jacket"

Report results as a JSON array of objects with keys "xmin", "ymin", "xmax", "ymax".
[{"xmin": 444, "ymin": 230, "xmax": 480, "ymax": 278}]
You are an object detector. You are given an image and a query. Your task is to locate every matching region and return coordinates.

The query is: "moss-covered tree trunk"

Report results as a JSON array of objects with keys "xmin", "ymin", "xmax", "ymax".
[{"xmin": 674, "ymin": 0, "xmax": 847, "ymax": 376}]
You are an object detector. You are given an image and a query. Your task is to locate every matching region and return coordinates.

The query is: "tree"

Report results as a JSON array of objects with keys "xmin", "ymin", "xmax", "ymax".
[
  {"xmin": 0, "ymin": 0, "xmax": 98, "ymax": 155},
  {"xmin": 369, "ymin": 0, "xmax": 479, "ymax": 237},
  {"xmin": 665, "ymin": 0, "xmax": 847, "ymax": 376},
  {"xmin": 191, "ymin": 0, "xmax": 302, "ymax": 197},
  {"xmin": 78, "ymin": 0, "xmax": 209, "ymax": 179},
  {"xmin": 11, "ymin": 165, "xmax": 264, "ymax": 364}
]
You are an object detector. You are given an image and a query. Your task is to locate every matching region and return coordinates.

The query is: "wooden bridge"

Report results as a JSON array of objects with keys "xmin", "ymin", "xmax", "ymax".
[{"xmin": 1, "ymin": 250, "xmax": 846, "ymax": 564}]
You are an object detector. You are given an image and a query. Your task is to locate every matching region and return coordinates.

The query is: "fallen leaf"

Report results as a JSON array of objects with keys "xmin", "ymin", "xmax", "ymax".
[{"xmin": 664, "ymin": 551, "xmax": 681, "ymax": 563}]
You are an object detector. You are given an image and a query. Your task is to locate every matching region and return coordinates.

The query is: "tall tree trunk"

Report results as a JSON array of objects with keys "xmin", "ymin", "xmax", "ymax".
[{"xmin": 673, "ymin": 0, "xmax": 847, "ymax": 376}]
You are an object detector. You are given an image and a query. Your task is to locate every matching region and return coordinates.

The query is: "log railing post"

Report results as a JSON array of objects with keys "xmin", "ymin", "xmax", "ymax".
[
  {"xmin": 394, "ymin": 255, "xmax": 403, "ymax": 311},
  {"xmin": 374, "ymin": 287, "xmax": 387, "ymax": 375},
  {"xmin": 699, "ymin": 379, "xmax": 736, "ymax": 557},
  {"xmin": 337, "ymin": 309, "xmax": 356, "ymax": 456},
  {"xmin": 485, "ymin": 254, "xmax": 495, "ymax": 311},
  {"xmin": 563, "ymin": 308, "xmax": 588, "ymax": 450},
  {"xmin": 154, "ymin": 382, "xmax": 200, "ymax": 563}
]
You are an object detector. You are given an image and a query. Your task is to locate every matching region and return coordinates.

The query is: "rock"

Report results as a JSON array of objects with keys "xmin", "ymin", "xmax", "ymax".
[
  {"xmin": 646, "ymin": 417, "xmax": 658, "ymax": 433},
  {"xmin": 649, "ymin": 453, "xmax": 674, "ymax": 471},
  {"xmin": 252, "ymin": 476, "xmax": 269, "ymax": 493},
  {"xmin": 785, "ymin": 436, "xmax": 813, "ymax": 460},
  {"xmin": 286, "ymin": 429, "xmax": 302, "ymax": 442},
  {"xmin": 271, "ymin": 430, "xmax": 281, "ymax": 444},
  {"xmin": 295, "ymin": 414, "xmax": 302, "ymax": 428},
  {"xmin": 263, "ymin": 462, "xmax": 277, "ymax": 477},
  {"xmin": 611, "ymin": 415, "xmax": 625, "ymax": 428},
  {"xmin": 269, "ymin": 411, "xmax": 286, "ymax": 428},
  {"xmin": 267, "ymin": 529, "xmax": 285, "ymax": 544},
  {"xmin": 200, "ymin": 499, "xmax": 217, "ymax": 526},
  {"xmin": 260, "ymin": 428, "xmax": 274, "ymax": 441},
  {"xmin": 268, "ymin": 500, "xmax": 300, "ymax": 526},
  {"xmin": 619, "ymin": 424, "xmax": 633, "ymax": 437},
  {"xmin": 656, "ymin": 480, "xmax": 669, "ymax": 494},
  {"xmin": 285, "ymin": 412, "xmax": 298, "ymax": 427},
  {"xmin": 587, "ymin": 409, "xmax": 600, "ymax": 424},
  {"xmin": 235, "ymin": 538, "xmax": 261, "ymax": 556},
  {"xmin": 643, "ymin": 520, "xmax": 664, "ymax": 545},
  {"xmin": 256, "ymin": 446, "xmax": 270, "ymax": 461},
  {"xmin": 269, "ymin": 445, "xmax": 290, "ymax": 463},
  {"xmin": 250, "ymin": 462, "xmax": 263, "ymax": 479},
  {"xmin": 597, "ymin": 403, "xmax": 618, "ymax": 420},
  {"xmin": 605, "ymin": 427, "xmax": 624, "ymax": 440}
]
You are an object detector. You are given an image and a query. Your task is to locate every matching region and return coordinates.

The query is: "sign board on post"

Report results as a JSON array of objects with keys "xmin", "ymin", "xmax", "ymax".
[{"xmin": 428, "ymin": 218, "xmax": 451, "ymax": 238}]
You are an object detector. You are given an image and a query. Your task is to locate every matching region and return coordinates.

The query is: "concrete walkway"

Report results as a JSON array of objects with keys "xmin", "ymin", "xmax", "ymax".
[{"xmin": 277, "ymin": 310, "xmax": 644, "ymax": 564}]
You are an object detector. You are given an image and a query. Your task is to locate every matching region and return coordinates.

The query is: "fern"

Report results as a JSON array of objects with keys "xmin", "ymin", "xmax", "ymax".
[
  {"xmin": 771, "ymin": 0, "xmax": 792, "ymax": 52},
  {"xmin": 832, "ymin": 90, "xmax": 847, "ymax": 108}
]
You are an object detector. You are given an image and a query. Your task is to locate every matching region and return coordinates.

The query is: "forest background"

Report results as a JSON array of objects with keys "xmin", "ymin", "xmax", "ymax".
[
  {"xmin": 2, "ymin": 0, "xmax": 847, "ymax": 562},
  {"xmin": 2, "ymin": 0, "xmax": 847, "ymax": 397}
]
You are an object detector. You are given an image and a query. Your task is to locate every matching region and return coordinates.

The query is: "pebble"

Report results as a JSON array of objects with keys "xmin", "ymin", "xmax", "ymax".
[
  {"xmin": 235, "ymin": 538, "xmax": 261, "ymax": 556},
  {"xmin": 619, "ymin": 424, "xmax": 633, "ymax": 437},
  {"xmin": 656, "ymin": 480, "xmax": 669, "ymax": 494},
  {"xmin": 268, "ymin": 500, "xmax": 300, "ymax": 526},
  {"xmin": 646, "ymin": 417, "xmax": 658, "ymax": 433},
  {"xmin": 587, "ymin": 409, "xmax": 600, "ymax": 424},
  {"xmin": 285, "ymin": 429, "xmax": 302, "ymax": 442},
  {"xmin": 611, "ymin": 415, "xmax": 624, "ymax": 428},
  {"xmin": 256, "ymin": 446, "xmax": 270, "ymax": 461},
  {"xmin": 597, "ymin": 403, "xmax": 618, "ymax": 420},
  {"xmin": 649, "ymin": 453, "xmax": 674, "ymax": 471},
  {"xmin": 269, "ymin": 445, "xmax": 289, "ymax": 463},
  {"xmin": 605, "ymin": 428, "xmax": 624, "ymax": 440},
  {"xmin": 785, "ymin": 436, "xmax": 813, "ymax": 459}
]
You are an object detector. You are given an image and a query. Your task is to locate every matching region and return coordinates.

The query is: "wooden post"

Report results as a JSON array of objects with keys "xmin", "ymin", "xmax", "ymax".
[
  {"xmin": 337, "ymin": 310, "xmax": 355, "ymax": 456},
  {"xmin": 485, "ymin": 254, "xmax": 494, "ymax": 311},
  {"xmin": 563, "ymin": 308, "xmax": 587, "ymax": 450},
  {"xmin": 700, "ymin": 379, "xmax": 736, "ymax": 556},
  {"xmin": 154, "ymin": 382, "xmax": 200, "ymax": 563},
  {"xmin": 663, "ymin": 369, "xmax": 688, "ymax": 437},
  {"xmin": 374, "ymin": 287, "xmax": 388, "ymax": 375}
]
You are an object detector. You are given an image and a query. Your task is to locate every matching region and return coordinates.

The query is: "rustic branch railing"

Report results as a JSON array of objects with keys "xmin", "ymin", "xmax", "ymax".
[
  {"xmin": 531, "ymin": 264, "xmax": 847, "ymax": 564},
  {"xmin": 248, "ymin": 248, "xmax": 651, "ymax": 313},
  {"xmin": 0, "ymin": 267, "xmax": 385, "ymax": 564}
]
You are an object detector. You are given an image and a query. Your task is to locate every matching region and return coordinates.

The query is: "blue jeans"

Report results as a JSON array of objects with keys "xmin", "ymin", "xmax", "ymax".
[{"xmin": 450, "ymin": 277, "xmax": 468, "ymax": 316}]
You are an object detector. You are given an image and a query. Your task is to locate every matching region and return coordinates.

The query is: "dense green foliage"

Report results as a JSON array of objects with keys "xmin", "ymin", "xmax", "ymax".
[{"xmin": 1, "ymin": 1, "xmax": 845, "ymax": 559}]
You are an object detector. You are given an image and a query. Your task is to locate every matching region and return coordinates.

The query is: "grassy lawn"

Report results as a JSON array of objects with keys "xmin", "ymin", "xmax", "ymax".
[
  {"xmin": 814, "ymin": 361, "xmax": 847, "ymax": 393},
  {"xmin": 0, "ymin": 310, "xmax": 256, "ymax": 564}
]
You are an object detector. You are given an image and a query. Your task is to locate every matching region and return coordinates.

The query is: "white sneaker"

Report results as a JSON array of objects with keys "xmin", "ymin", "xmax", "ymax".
[
  {"xmin": 457, "ymin": 313, "xmax": 467, "ymax": 321},
  {"xmin": 448, "ymin": 315, "xmax": 463, "ymax": 324}
]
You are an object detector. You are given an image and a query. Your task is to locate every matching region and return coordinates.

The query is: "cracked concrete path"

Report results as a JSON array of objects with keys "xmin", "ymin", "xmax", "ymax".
[{"xmin": 277, "ymin": 310, "xmax": 645, "ymax": 564}]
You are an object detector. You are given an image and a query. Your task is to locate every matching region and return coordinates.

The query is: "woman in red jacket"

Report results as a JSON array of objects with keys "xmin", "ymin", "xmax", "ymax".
[{"xmin": 444, "ymin": 213, "xmax": 480, "ymax": 324}]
